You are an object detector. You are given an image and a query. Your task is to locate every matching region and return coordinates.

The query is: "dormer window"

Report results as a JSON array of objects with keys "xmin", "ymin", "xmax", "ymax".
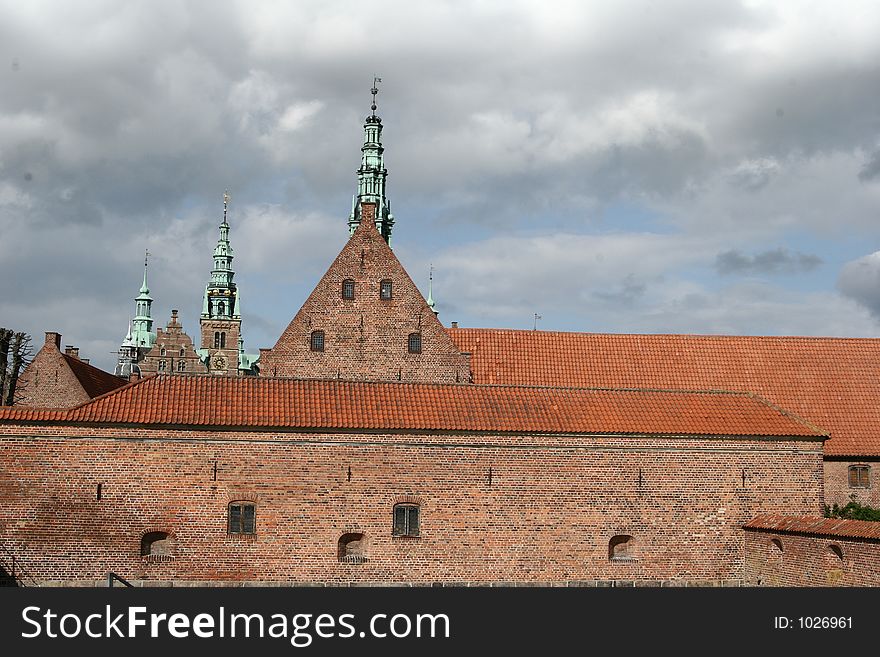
[
  {"xmin": 342, "ymin": 279, "xmax": 355, "ymax": 300},
  {"xmin": 160, "ymin": 346, "xmax": 166, "ymax": 356},
  {"xmin": 380, "ymin": 279, "xmax": 393, "ymax": 300}
]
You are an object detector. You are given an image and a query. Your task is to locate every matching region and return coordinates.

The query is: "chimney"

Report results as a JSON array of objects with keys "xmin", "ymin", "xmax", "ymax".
[
  {"xmin": 64, "ymin": 346, "xmax": 80, "ymax": 359},
  {"xmin": 171, "ymin": 309, "xmax": 179, "ymax": 324},
  {"xmin": 451, "ymin": 322, "xmax": 459, "ymax": 329},
  {"xmin": 45, "ymin": 332, "xmax": 61, "ymax": 349}
]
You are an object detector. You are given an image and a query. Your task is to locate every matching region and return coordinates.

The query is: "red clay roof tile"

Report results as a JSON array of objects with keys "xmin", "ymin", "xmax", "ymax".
[
  {"xmin": 449, "ymin": 328, "xmax": 880, "ymax": 456},
  {"xmin": 0, "ymin": 373, "xmax": 824, "ymax": 438},
  {"xmin": 744, "ymin": 514, "xmax": 880, "ymax": 541}
]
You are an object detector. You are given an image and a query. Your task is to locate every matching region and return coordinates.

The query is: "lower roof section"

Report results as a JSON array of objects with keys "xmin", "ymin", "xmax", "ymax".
[
  {"xmin": 0, "ymin": 373, "xmax": 825, "ymax": 439},
  {"xmin": 745, "ymin": 514, "xmax": 880, "ymax": 541}
]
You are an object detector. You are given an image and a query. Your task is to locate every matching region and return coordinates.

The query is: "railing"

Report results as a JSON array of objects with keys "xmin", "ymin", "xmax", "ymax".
[
  {"xmin": 107, "ymin": 572, "xmax": 133, "ymax": 587},
  {"xmin": 0, "ymin": 543, "xmax": 38, "ymax": 587}
]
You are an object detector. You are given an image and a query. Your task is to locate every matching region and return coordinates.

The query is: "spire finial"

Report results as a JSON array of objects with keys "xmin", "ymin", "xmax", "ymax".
[
  {"xmin": 427, "ymin": 264, "xmax": 436, "ymax": 311},
  {"xmin": 140, "ymin": 249, "xmax": 150, "ymax": 293},
  {"xmin": 223, "ymin": 189, "xmax": 230, "ymax": 224},
  {"xmin": 370, "ymin": 76, "xmax": 382, "ymax": 116}
]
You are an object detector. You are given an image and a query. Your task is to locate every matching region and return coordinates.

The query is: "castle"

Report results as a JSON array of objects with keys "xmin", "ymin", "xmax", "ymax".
[{"xmin": 2, "ymin": 86, "xmax": 880, "ymax": 587}]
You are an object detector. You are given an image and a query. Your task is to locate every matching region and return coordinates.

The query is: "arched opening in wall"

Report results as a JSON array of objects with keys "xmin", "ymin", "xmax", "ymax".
[
  {"xmin": 338, "ymin": 533, "xmax": 367, "ymax": 563},
  {"xmin": 825, "ymin": 543, "xmax": 845, "ymax": 585},
  {"xmin": 608, "ymin": 535, "xmax": 636, "ymax": 561},
  {"xmin": 140, "ymin": 532, "xmax": 173, "ymax": 557},
  {"xmin": 769, "ymin": 538, "xmax": 784, "ymax": 558}
]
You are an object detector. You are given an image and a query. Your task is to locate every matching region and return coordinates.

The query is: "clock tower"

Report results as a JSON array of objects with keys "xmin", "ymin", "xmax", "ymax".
[{"xmin": 199, "ymin": 191, "xmax": 242, "ymax": 375}]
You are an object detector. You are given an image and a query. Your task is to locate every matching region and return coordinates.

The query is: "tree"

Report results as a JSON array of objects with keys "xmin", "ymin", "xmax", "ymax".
[{"xmin": 0, "ymin": 328, "xmax": 33, "ymax": 406}]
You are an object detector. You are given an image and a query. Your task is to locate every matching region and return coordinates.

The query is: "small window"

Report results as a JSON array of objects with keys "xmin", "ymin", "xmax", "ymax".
[
  {"xmin": 217, "ymin": 301, "xmax": 226, "ymax": 316},
  {"xmin": 158, "ymin": 359, "xmax": 167, "ymax": 372},
  {"xmin": 408, "ymin": 333, "xmax": 422, "ymax": 354},
  {"xmin": 849, "ymin": 465, "xmax": 870, "ymax": 488},
  {"xmin": 228, "ymin": 502, "xmax": 256, "ymax": 535},
  {"xmin": 342, "ymin": 279, "xmax": 355, "ymax": 300},
  {"xmin": 160, "ymin": 346, "xmax": 166, "ymax": 356},
  {"xmin": 609, "ymin": 535, "xmax": 635, "ymax": 561},
  {"xmin": 177, "ymin": 360, "xmax": 186, "ymax": 372},
  {"xmin": 141, "ymin": 531, "xmax": 172, "ymax": 557},
  {"xmin": 380, "ymin": 279, "xmax": 393, "ymax": 300},
  {"xmin": 310, "ymin": 330, "xmax": 325, "ymax": 352},
  {"xmin": 393, "ymin": 504, "xmax": 420, "ymax": 537},
  {"xmin": 179, "ymin": 347, "xmax": 185, "ymax": 357},
  {"xmin": 214, "ymin": 332, "xmax": 226, "ymax": 349}
]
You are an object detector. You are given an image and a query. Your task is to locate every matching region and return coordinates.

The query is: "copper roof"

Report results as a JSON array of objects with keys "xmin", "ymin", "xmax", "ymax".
[
  {"xmin": 0, "ymin": 374, "xmax": 824, "ymax": 438},
  {"xmin": 449, "ymin": 328, "xmax": 880, "ymax": 456},
  {"xmin": 745, "ymin": 514, "xmax": 880, "ymax": 541}
]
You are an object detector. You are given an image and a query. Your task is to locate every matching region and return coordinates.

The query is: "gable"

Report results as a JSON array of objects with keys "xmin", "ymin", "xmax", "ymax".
[
  {"xmin": 261, "ymin": 209, "xmax": 470, "ymax": 383},
  {"xmin": 448, "ymin": 328, "xmax": 880, "ymax": 457}
]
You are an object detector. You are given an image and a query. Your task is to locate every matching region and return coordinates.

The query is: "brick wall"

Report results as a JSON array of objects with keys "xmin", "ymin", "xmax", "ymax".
[
  {"xmin": 261, "ymin": 214, "xmax": 470, "ymax": 383},
  {"xmin": 0, "ymin": 424, "xmax": 824, "ymax": 585},
  {"xmin": 16, "ymin": 333, "xmax": 90, "ymax": 408},
  {"xmin": 744, "ymin": 525, "xmax": 880, "ymax": 586},
  {"xmin": 823, "ymin": 458, "xmax": 879, "ymax": 508}
]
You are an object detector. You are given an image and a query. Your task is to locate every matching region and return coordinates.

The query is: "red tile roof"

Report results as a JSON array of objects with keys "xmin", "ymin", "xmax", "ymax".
[
  {"xmin": 745, "ymin": 514, "xmax": 880, "ymax": 541},
  {"xmin": 62, "ymin": 353, "xmax": 127, "ymax": 399},
  {"xmin": 0, "ymin": 374, "xmax": 824, "ymax": 438},
  {"xmin": 448, "ymin": 328, "xmax": 880, "ymax": 456}
]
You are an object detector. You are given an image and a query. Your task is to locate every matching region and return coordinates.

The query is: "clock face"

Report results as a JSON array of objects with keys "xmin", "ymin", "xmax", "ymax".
[{"xmin": 212, "ymin": 354, "xmax": 228, "ymax": 370}]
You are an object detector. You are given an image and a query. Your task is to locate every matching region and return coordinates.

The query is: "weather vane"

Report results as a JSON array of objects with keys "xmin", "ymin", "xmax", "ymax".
[
  {"xmin": 144, "ymin": 249, "xmax": 150, "ymax": 269},
  {"xmin": 371, "ymin": 76, "xmax": 382, "ymax": 116},
  {"xmin": 223, "ymin": 189, "xmax": 230, "ymax": 222},
  {"xmin": 533, "ymin": 313, "xmax": 542, "ymax": 331}
]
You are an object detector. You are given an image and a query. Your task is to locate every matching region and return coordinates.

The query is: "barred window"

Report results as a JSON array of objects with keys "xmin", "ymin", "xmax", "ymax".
[
  {"xmin": 177, "ymin": 360, "xmax": 186, "ymax": 372},
  {"xmin": 393, "ymin": 504, "xmax": 420, "ymax": 537},
  {"xmin": 380, "ymin": 279, "xmax": 393, "ymax": 300},
  {"xmin": 310, "ymin": 330, "xmax": 325, "ymax": 352},
  {"xmin": 408, "ymin": 333, "xmax": 422, "ymax": 354},
  {"xmin": 849, "ymin": 465, "xmax": 870, "ymax": 488},
  {"xmin": 342, "ymin": 279, "xmax": 355, "ymax": 300},
  {"xmin": 228, "ymin": 502, "xmax": 256, "ymax": 535}
]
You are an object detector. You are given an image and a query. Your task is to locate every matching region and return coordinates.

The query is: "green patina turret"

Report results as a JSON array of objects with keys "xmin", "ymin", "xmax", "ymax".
[
  {"xmin": 130, "ymin": 252, "xmax": 157, "ymax": 349},
  {"xmin": 201, "ymin": 190, "xmax": 239, "ymax": 320},
  {"xmin": 348, "ymin": 77, "xmax": 395, "ymax": 244}
]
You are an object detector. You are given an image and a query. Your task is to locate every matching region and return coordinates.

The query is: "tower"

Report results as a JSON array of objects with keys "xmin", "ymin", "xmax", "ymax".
[
  {"xmin": 119, "ymin": 251, "xmax": 157, "ymax": 357},
  {"xmin": 347, "ymin": 77, "xmax": 395, "ymax": 243},
  {"xmin": 199, "ymin": 191, "xmax": 242, "ymax": 375}
]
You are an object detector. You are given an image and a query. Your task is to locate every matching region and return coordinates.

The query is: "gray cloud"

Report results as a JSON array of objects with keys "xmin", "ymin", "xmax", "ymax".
[
  {"xmin": 2, "ymin": 1, "xmax": 880, "ymax": 370},
  {"xmin": 858, "ymin": 150, "xmax": 880, "ymax": 181},
  {"xmin": 838, "ymin": 252, "xmax": 880, "ymax": 318},
  {"xmin": 715, "ymin": 248, "xmax": 823, "ymax": 276}
]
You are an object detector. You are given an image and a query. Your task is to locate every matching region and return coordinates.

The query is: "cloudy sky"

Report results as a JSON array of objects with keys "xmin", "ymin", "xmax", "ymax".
[{"xmin": 2, "ymin": 0, "xmax": 880, "ymax": 371}]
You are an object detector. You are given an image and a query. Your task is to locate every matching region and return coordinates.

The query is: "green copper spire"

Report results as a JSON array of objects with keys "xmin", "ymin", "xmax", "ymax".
[
  {"xmin": 348, "ymin": 77, "xmax": 395, "ymax": 243},
  {"xmin": 203, "ymin": 190, "xmax": 237, "ymax": 320},
  {"xmin": 130, "ymin": 250, "xmax": 156, "ymax": 348}
]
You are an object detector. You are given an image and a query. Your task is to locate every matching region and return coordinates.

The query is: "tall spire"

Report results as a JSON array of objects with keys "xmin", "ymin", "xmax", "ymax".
[
  {"xmin": 348, "ymin": 77, "xmax": 395, "ymax": 244},
  {"xmin": 204, "ymin": 189, "xmax": 236, "ymax": 319},
  {"xmin": 130, "ymin": 249, "xmax": 155, "ymax": 348}
]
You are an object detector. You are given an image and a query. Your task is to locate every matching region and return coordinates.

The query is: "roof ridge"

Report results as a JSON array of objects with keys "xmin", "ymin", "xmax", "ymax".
[
  {"xmin": 742, "ymin": 391, "xmax": 830, "ymax": 438},
  {"xmin": 446, "ymin": 327, "xmax": 880, "ymax": 341}
]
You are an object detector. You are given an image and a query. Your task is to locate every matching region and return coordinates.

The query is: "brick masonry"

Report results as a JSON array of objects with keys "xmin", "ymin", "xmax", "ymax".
[
  {"xmin": 260, "ymin": 211, "xmax": 471, "ymax": 383},
  {"xmin": 823, "ymin": 458, "xmax": 879, "ymax": 508},
  {"xmin": 0, "ymin": 423, "xmax": 823, "ymax": 585},
  {"xmin": 744, "ymin": 527, "xmax": 880, "ymax": 586}
]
